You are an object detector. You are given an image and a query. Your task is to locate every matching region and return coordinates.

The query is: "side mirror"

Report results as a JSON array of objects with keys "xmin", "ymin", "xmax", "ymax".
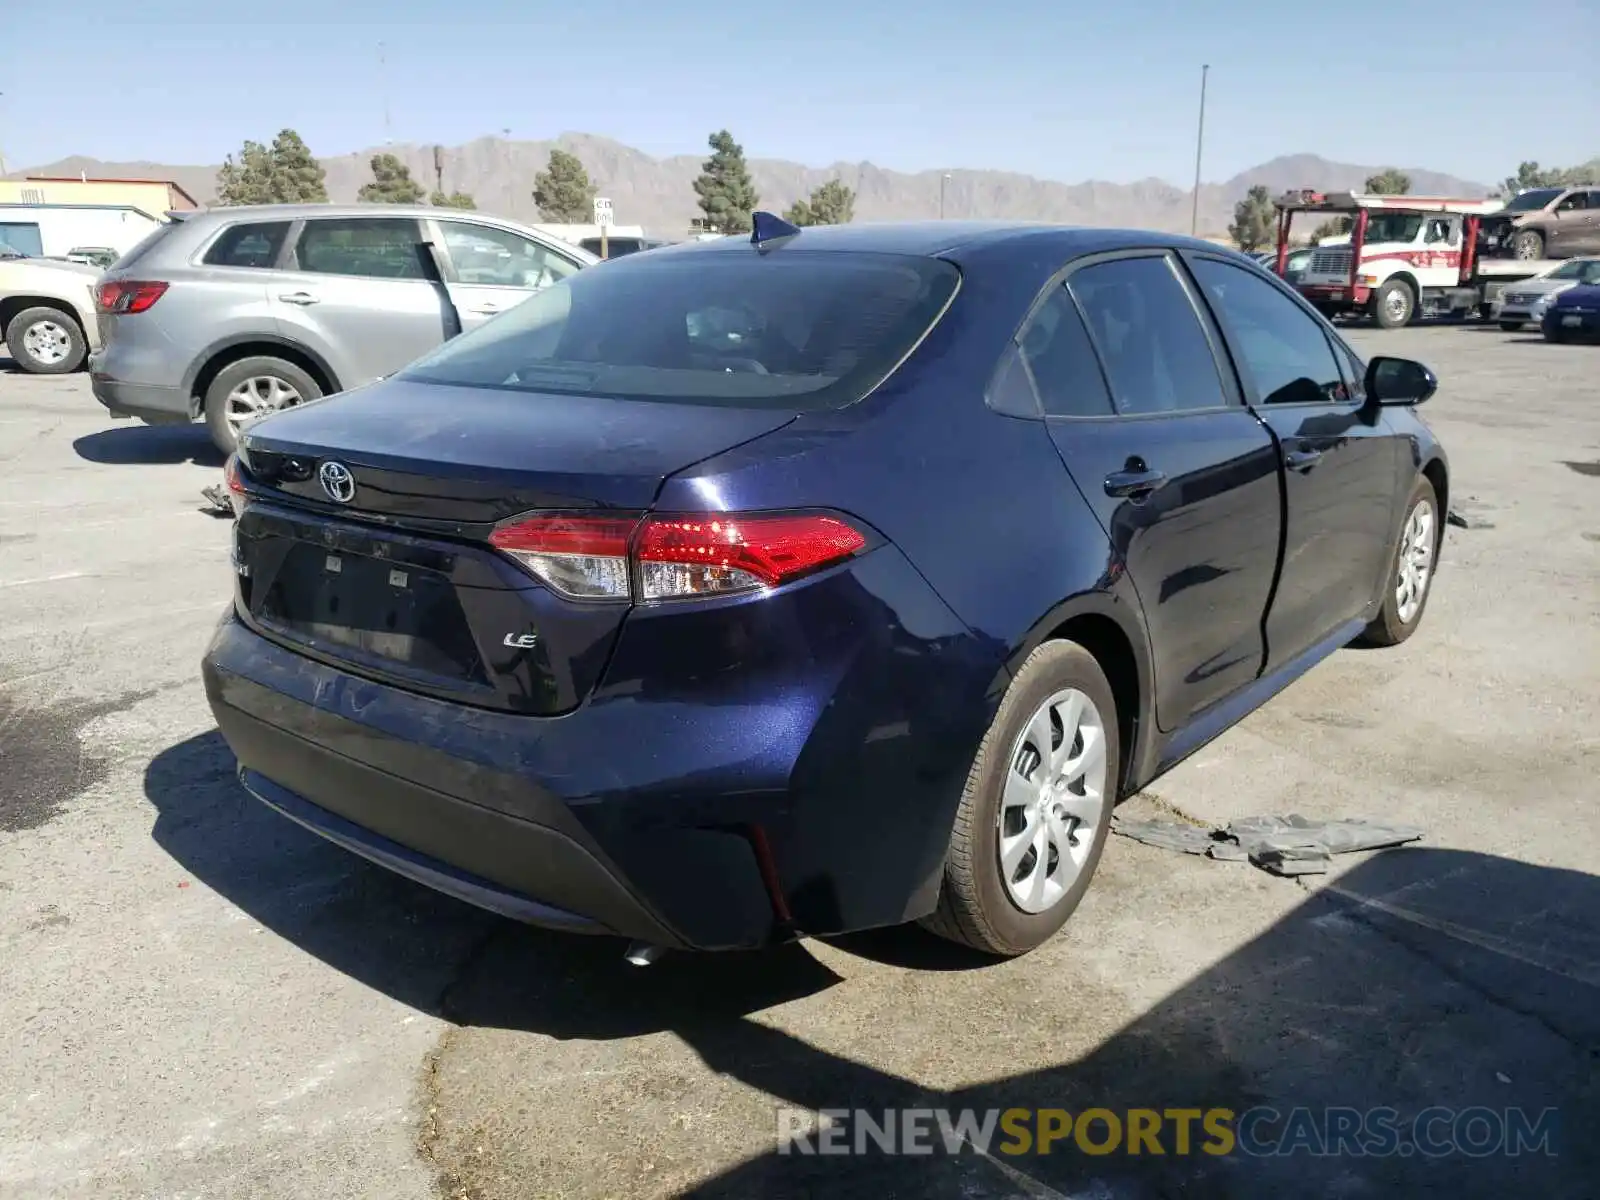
[{"xmin": 1366, "ymin": 356, "xmax": 1438, "ymax": 406}]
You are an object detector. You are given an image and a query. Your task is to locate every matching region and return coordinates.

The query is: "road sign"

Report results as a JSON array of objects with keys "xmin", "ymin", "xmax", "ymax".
[{"xmin": 593, "ymin": 197, "xmax": 614, "ymax": 228}]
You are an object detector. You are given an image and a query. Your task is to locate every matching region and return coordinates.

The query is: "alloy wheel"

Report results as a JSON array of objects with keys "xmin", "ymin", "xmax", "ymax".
[
  {"xmin": 225, "ymin": 375, "xmax": 303, "ymax": 436},
  {"xmin": 1395, "ymin": 498, "xmax": 1435, "ymax": 624},
  {"xmin": 22, "ymin": 320, "xmax": 71, "ymax": 366}
]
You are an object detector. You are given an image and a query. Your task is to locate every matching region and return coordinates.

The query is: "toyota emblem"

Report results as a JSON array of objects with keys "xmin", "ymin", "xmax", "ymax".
[{"xmin": 319, "ymin": 460, "xmax": 356, "ymax": 504}]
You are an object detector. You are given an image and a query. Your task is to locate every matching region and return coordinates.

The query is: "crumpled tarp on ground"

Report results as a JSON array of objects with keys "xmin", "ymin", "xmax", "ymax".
[{"xmin": 1110, "ymin": 812, "xmax": 1423, "ymax": 876}]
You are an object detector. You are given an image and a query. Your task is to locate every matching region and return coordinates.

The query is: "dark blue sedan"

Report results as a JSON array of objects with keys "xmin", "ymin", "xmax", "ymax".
[
  {"xmin": 1542, "ymin": 282, "xmax": 1600, "ymax": 342},
  {"xmin": 205, "ymin": 216, "xmax": 1449, "ymax": 959}
]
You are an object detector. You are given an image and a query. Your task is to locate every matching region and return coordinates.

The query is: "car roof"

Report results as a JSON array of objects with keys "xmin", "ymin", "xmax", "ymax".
[{"xmin": 661, "ymin": 219, "xmax": 1248, "ymax": 265}]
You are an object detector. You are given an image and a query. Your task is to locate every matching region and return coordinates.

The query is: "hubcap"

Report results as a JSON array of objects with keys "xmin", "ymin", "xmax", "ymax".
[
  {"xmin": 22, "ymin": 320, "xmax": 71, "ymax": 365},
  {"xmin": 997, "ymin": 688, "xmax": 1109, "ymax": 914},
  {"xmin": 225, "ymin": 375, "xmax": 303, "ymax": 434},
  {"xmin": 1384, "ymin": 288, "xmax": 1410, "ymax": 323},
  {"xmin": 1395, "ymin": 498, "xmax": 1435, "ymax": 624}
]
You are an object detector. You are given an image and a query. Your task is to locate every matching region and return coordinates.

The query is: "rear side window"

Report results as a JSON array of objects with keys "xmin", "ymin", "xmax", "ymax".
[
  {"xmin": 1068, "ymin": 256, "xmax": 1228, "ymax": 415},
  {"xmin": 1018, "ymin": 285, "xmax": 1114, "ymax": 417},
  {"xmin": 294, "ymin": 218, "xmax": 425, "ymax": 280},
  {"xmin": 203, "ymin": 221, "xmax": 292, "ymax": 269},
  {"xmin": 401, "ymin": 250, "xmax": 961, "ymax": 410},
  {"xmin": 1189, "ymin": 258, "xmax": 1349, "ymax": 406}
]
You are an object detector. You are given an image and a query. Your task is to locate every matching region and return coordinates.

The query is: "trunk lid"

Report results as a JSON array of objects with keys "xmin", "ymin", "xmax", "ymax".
[{"xmin": 232, "ymin": 379, "xmax": 798, "ymax": 714}]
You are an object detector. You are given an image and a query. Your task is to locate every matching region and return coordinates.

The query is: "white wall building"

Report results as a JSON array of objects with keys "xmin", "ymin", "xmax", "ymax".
[{"xmin": 0, "ymin": 203, "xmax": 167, "ymax": 259}]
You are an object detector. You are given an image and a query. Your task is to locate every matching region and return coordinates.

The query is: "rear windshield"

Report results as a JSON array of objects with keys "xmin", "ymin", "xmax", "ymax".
[
  {"xmin": 110, "ymin": 223, "xmax": 179, "ymax": 272},
  {"xmin": 1502, "ymin": 187, "xmax": 1563, "ymax": 213},
  {"xmin": 401, "ymin": 249, "xmax": 961, "ymax": 409}
]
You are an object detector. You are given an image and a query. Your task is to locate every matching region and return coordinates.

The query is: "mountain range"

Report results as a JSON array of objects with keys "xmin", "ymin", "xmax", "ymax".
[{"xmin": 12, "ymin": 133, "xmax": 1494, "ymax": 237}]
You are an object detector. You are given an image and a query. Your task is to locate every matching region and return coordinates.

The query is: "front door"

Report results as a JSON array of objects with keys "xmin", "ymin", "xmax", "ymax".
[
  {"xmin": 1025, "ymin": 252, "xmax": 1283, "ymax": 732},
  {"xmin": 275, "ymin": 216, "xmax": 455, "ymax": 386},
  {"xmin": 1185, "ymin": 252, "xmax": 1403, "ymax": 670},
  {"xmin": 434, "ymin": 219, "xmax": 584, "ymax": 333}
]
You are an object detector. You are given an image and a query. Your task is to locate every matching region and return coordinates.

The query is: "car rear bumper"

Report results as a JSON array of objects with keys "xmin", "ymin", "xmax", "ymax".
[
  {"xmin": 90, "ymin": 369, "xmax": 193, "ymax": 424},
  {"xmin": 202, "ymin": 543, "xmax": 995, "ymax": 949}
]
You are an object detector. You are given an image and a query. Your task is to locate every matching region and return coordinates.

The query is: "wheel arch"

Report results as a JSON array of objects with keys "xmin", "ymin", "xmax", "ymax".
[
  {"xmin": 1003, "ymin": 589, "xmax": 1154, "ymax": 799},
  {"xmin": 0, "ymin": 295, "xmax": 88, "ymax": 339},
  {"xmin": 183, "ymin": 336, "xmax": 341, "ymax": 412}
]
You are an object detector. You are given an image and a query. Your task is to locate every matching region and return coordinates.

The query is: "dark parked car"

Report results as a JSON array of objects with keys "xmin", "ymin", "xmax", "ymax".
[
  {"xmin": 1541, "ymin": 281, "xmax": 1600, "ymax": 342},
  {"xmin": 205, "ymin": 219, "xmax": 1448, "ymax": 959}
]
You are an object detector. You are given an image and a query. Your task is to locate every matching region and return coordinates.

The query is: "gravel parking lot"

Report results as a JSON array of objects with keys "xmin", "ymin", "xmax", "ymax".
[{"xmin": 2, "ymin": 326, "xmax": 1596, "ymax": 1199}]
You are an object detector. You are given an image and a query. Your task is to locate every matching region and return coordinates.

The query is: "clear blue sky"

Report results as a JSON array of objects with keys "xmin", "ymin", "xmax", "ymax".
[{"xmin": 3, "ymin": 0, "xmax": 1596, "ymax": 185}]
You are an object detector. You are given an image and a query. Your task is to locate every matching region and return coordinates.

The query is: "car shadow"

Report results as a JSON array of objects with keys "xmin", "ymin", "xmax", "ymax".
[
  {"xmin": 73, "ymin": 424, "xmax": 225, "ymax": 468},
  {"xmin": 144, "ymin": 731, "xmax": 1599, "ymax": 1196}
]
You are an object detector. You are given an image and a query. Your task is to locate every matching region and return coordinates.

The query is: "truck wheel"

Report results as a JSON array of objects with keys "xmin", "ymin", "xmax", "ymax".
[
  {"xmin": 1498, "ymin": 320, "xmax": 1524, "ymax": 332},
  {"xmin": 5, "ymin": 306, "xmax": 87, "ymax": 374},
  {"xmin": 1511, "ymin": 229, "xmax": 1544, "ymax": 260},
  {"xmin": 1371, "ymin": 279, "xmax": 1415, "ymax": 329}
]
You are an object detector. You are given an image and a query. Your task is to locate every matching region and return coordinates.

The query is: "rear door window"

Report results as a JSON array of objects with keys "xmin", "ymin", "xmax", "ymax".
[
  {"xmin": 293, "ymin": 217, "xmax": 426, "ymax": 280},
  {"xmin": 1067, "ymin": 255, "xmax": 1230, "ymax": 415},
  {"xmin": 203, "ymin": 221, "xmax": 292, "ymax": 269},
  {"xmin": 1017, "ymin": 285, "xmax": 1115, "ymax": 418},
  {"xmin": 401, "ymin": 250, "xmax": 961, "ymax": 410}
]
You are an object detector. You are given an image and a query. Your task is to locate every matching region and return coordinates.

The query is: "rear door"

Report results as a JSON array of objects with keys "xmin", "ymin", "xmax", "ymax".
[
  {"xmin": 272, "ymin": 216, "xmax": 455, "ymax": 386},
  {"xmin": 1029, "ymin": 251, "xmax": 1282, "ymax": 732},
  {"xmin": 433, "ymin": 219, "xmax": 584, "ymax": 332},
  {"xmin": 1185, "ymin": 252, "xmax": 1401, "ymax": 670}
]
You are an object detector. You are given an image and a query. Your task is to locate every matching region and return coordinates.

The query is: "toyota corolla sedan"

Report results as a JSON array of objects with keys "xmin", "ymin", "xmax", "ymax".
[{"xmin": 205, "ymin": 216, "xmax": 1448, "ymax": 959}]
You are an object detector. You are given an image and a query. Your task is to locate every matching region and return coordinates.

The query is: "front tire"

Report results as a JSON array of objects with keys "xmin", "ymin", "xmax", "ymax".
[
  {"xmin": 1499, "ymin": 320, "xmax": 1524, "ymax": 332},
  {"xmin": 922, "ymin": 640, "xmax": 1119, "ymax": 957},
  {"xmin": 203, "ymin": 356, "xmax": 321, "ymax": 454},
  {"xmin": 1357, "ymin": 477, "xmax": 1440, "ymax": 647},
  {"xmin": 5, "ymin": 306, "xmax": 87, "ymax": 374},
  {"xmin": 1371, "ymin": 279, "xmax": 1415, "ymax": 329}
]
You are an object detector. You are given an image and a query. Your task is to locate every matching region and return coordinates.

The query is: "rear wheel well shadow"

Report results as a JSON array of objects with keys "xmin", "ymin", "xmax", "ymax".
[
  {"xmin": 192, "ymin": 343, "xmax": 337, "ymax": 412},
  {"xmin": 1047, "ymin": 613, "xmax": 1140, "ymax": 799}
]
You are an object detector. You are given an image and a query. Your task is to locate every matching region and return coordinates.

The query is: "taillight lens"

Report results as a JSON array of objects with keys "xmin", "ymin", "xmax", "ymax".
[
  {"xmin": 224, "ymin": 454, "xmax": 245, "ymax": 494},
  {"xmin": 95, "ymin": 280, "xmax": 168, "ymax": 314},
  {"xmin": 489, "ymin": 514, "xmax": 640, "ymax": 599},
  {"xmin": 635, "ymin": 514, "xmax": 866, "ymax": 598},
  {"xmin": 488, "ymin": 511, "xmax": 867, "ymax": 601}
]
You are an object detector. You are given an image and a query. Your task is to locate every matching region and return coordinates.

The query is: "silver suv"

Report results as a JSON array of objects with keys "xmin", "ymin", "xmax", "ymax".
[{"xmin": 90, "ymin": 203, "xmax": 598, "ymax": 452}]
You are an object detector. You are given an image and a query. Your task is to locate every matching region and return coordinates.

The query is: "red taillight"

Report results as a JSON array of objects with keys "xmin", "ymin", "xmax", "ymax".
[
  {"xmin": 95, "ymin": 280, "xmax": 168, "ymax": 314},
  {"xmin": 635, "ymin": 514, "xmax": 866, "ymax": 596},
  {"xmin": 488, "ymin": 511, "xmax": 867, "ymax": 601},
  {"xmin": 224, "ymin": 454, "xmax": 245, "ymax": 494}
]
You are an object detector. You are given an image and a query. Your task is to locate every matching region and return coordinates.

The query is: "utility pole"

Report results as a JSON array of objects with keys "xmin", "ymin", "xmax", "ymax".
[
  {"xmin": 1190, "ymin": 64, "xmax": 1209, "ymax": 236},
  {"xmin": 432, "ymin": 145, "xmax": 444, "ymax": 196},
  {"xmin": 379, "ymin": 42, "xmax": 392, "ymax": 145},
  {"xmin": 940, "ymin": 172, "xmax": 951, "ymax": 219}
]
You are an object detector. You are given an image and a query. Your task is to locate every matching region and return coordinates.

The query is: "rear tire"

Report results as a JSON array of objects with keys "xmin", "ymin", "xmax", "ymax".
[
  {"xmin": 921, "ymin": 640, "xmax": 1119, "ymax": 957},
  {"xmin": 1371, "ymin": 279, "xmax": 1415, "ymax": 329},
  {"xmin": 1357, "ymin": 476, "xmax": 1440, "ymax": 648},
  {"xmin": 5, "ymin": 306, "xmax": 87, "ymax": 374},
  {"xmin": 1498, "ymin": 320, "xmax": 1524, "ymax": 332},
  {"xmin": 203, "ymin": 356, "xmax": 321, "ymax": 454},
  {"xmin": 1511, "ymin": 229, "xmax": 1545, "ymax": 260},
  {"xmin": 1543, "ymin": 325, "xmax": 1567, "ymax": 344}
]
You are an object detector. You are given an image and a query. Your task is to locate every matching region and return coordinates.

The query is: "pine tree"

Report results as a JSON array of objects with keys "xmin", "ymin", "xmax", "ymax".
[
  {"xmin": 430, "ymin": 190, "xmax": 477, "ymax": 209},
  {"xmin": 1364, "ymin": 169, "xmax": 1412, "ymax": 195},
  {"xmin": 1228, "ymin": 185, "xmax": 1277, "ymax": 251},
  {"xmin": 216, "ymin": 130, "xmax": 327, "ymax": 205},
  {"xmin": 532, "ymin": 150, "xmax": 596, "ymax": 223},
  {"xmin": 785, "ymin": 178, "xmax": 855, "ymax": 227},
  {"xmin": 693, "ymin": 130, "xmax": 759, "ymax": 235},
  {"xmin": 359, "ymin": 153, "xmax": 426, "ymax": 204}
]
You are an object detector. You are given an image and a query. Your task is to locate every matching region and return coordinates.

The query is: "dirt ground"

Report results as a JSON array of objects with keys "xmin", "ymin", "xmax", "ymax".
[{"xmin": 1, "ymin": 323, "xmax": 1595, "ymax": 1199}]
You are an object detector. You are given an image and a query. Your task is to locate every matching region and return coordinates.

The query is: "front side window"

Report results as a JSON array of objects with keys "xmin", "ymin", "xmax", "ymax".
[
  {"xmin": 439, "ymin": 221, "xmax": 581, "ymax": 288},
  {"xmin": 401, "ymin": 249, "xmax": 960, "ymax": 410},
  {"xmin": 294, "ymin": 218, "xmax": 425, "ymax": 280},
  {"xmin": 1190, "ymin": 258, "xmax": 1348, "ymax": 406},
  {"xmin": 204, "ymin": 221, "xmax": 291, "ymax": 269},
  {"xmin": 1067, "ymin": 255, "xmax": 1228, "ymax": 415}
]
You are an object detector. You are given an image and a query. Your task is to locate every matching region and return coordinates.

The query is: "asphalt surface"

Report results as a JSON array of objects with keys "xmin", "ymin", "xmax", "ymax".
[{"xmin": 0, "ymin": 325, "xmax": 1595, "ymax": 1199}]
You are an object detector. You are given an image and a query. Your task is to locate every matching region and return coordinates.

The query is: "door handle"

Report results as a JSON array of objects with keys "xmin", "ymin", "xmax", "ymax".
[
  {"xmin": 1104, "ymin": 467, "xmax": 1167, "ymax": 500},
  {"xmin": 277, "ymin": 291, "xmax": 320, "ymax": 305},
  {"xmin": 467, "ymin": 304, "xmax": 502, "ymax": 316},
  {"xmin": 1284, "ymin": 446, "xmax": 1323, "ymax": 472}
]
